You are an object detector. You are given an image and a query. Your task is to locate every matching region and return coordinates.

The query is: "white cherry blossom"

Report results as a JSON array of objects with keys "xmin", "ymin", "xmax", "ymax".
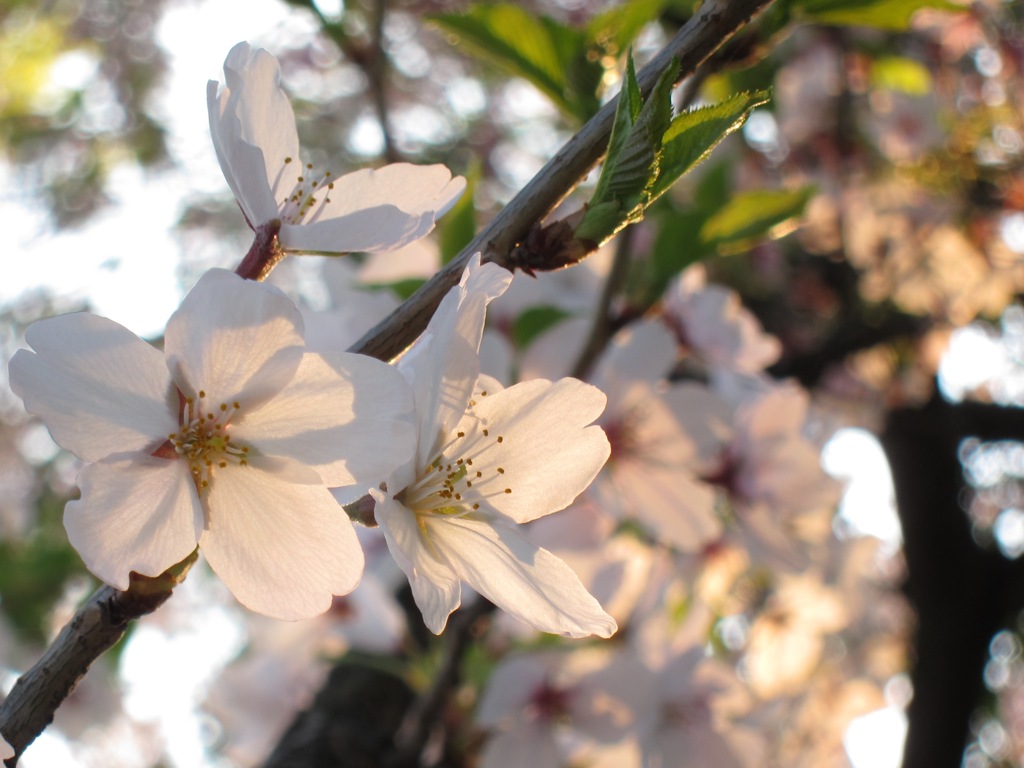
[
  {"xmin": 373, "ymin": 256, "xmax": 616, "ymax": 638},
  {"xmin": 9, "ymin": 269, "xmax": 415, "ymax": 620},
  {"xmin": 208, "ymin": 42, "xmax": 465, "ymax": 255}
]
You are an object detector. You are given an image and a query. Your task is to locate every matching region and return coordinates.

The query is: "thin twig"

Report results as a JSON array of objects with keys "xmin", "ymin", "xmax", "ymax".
[
  {"xmin": 570, "ymin": 225, "xmax": 635, "ymax": 380},
  {"xmin": 349, "ymin": 0, "xmax": 776, "ymax": 362},
  {"xmin": 386, "ymin": 600, "xmax": 494, "ymax": 768},
  {"xmin": 0, "ymin": 553, "xmax": 196, "ymax": 762},
  {"xmin": 369, "ymin": 0, "xmax": 400, "ymax": 163}
]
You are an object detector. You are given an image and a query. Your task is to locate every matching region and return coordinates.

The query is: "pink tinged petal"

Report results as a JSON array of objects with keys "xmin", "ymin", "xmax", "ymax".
[
  {"xmin": 477, "ymin": 655, "xmax": 555, "ymax": 726},
  {"xmin": 10, "ymin": 313, "xmax": 177, "ymax": 462},
  {"xmin": 65, "ymin": 455, "xmax": 202, "ymax": 589},
  {"xmin": 655, "ymin": 383, "xmax": 733, "ymax": 464},
  {"xmin": 0, "ymin": 735, "xmax": 14, "ymax": 760},
  {"xmin": 592, "ymin": 319, "xmax": 677, "ymax": 403},
  {"xmin": 373, "ymin": 493, "xmax": 462, "ymax": 634},
  {"xmin": 440, "ymin": 517, "xmax": 617, "ymax": 638},
  {"xmin": 164, "ymin": 269, "xmax": 303, "ymax": 409},
  {"xmin": 234, "ymin": 351, "xmax": 415, "ymax": 486},
  {"xmin": 458, "ymin": 378, "xmax": 610, "ymax": 524},
  {"xmin": 601, "ymin": 463, "xmax": 720, "ymax": 551},
  {"xmin": 199, "ymin": 460, "xmax": 363, "ymax": 620},
  {"xmin": 740, "ymin": 383, "xmax": 808, "ymax": 440},
  {"xmin": 480, "ymin": 725, "xmax": 562, "ymax": 768},
  {"xmin": 400, "ymin": 256, "xmax": 512, "ymax": 467}
]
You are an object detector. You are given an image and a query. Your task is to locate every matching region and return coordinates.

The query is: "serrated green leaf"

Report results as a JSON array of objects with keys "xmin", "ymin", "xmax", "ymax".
[
  {"xmin": 594, "ymin": 54, "xmax": 643, "ymax": 205},
  {"xmin": 512, "ymin": 306, "xmax": 574, "ymax": 348},
  {"xmin": 438, "ymin": 164, "xmax": 478, "ymax": 264},
  {"xmin": 581, "ymin": 58, "xmax": 679, "ymax": 243},
  {"xmin": 790, "ymin": 0, "xmax": 962, "ymax": 30},
  {"xmin": 699, "ymin": 186, "xmax": 815, "ymax": 249},
  {"xmin": 871, "ymin": 55, "xmax": 932, "ymax": 95},
  {"xmin": 649, "ymin": 89, "xmax": 771, "ymax": 203},
  {"xmin": 604, "ymin": 58, "xmax": 676, "ymax": 202},
  {"xmin": 431, "ymin": 4, "xmax": 601, "ymax": 120}
]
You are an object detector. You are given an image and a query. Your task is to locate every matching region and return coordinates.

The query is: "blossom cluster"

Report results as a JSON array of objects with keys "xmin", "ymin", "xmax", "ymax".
[
  {"xmin": 8, "ymin": 42, "xmax": 614, "ymax": 639},
  {"xmin": 3, "ymin": 39, "xmax": 888, "ymax": 768}
]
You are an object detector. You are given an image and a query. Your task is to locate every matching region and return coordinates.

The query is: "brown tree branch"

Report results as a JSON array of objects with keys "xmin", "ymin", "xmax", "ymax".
[
  {"xmin": 0, "ymin": 553, "xmax": 196, "ymax": 764},
  {"xmin": 348, "ymin": 0, "xmax": 777, "ymax": 361}
]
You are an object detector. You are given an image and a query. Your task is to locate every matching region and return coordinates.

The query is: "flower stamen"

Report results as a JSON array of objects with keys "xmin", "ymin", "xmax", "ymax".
[{"xmin": 169, "ymin": 390, "xmax": 250, "ymax": 492}]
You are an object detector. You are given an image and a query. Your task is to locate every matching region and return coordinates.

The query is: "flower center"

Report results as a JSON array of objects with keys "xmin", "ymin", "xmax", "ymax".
[
  {"xmin": 529, "ymin": 679, "xmax": 573, "ymax": 723},
  {"xmin": 168, "ymin": 390, "xmax": 250, "ymax": 493},
  {"xmin": 274, "ymin": 156, "xmax": 335, "ymax": 225},
  {"xmin": 400, "ymin": 420, "xmax": 513, "ymax": 520}
]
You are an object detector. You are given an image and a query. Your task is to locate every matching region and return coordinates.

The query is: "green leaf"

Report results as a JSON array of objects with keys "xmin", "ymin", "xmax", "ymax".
[
  {"xmin": 605, "ymin": 58, "xmax": 676, "ymax": 203},
  {"xmin": 578, "ymin": 58, "xmax": 678, "ymax": 243},
  {"xmin": 590, "ymin": 55, "xmax": 643, "ymax": 207},
  {"xmin": 0, "ymin": 535, "xmax": 85, "ymax": 643},
  {"xmin": 699, "ymin": 186, "xmax": 816, "ymax": 251},
  {"xmin": 789, "ymin": 0, "xmax": 962, "ymax": 30},
  {"xmin": 871, "ymin": 55, "xmax": 932, "ymax": 96},
  {"xmin": 512, "ymin": 306, "xmax": 574, "ymax": 349},
  {"xmin": 431, "ymin": 4, "xmax": 601, "ymax": 120},
  {"xmin": 649, "ymin": 89, "xmax": 771, "ymax": 202},
  {"xmin": 586, "ymin": 0, "xmax": 669, "ymax": 55},
  {"xmin": 438, "ymin": 163, "xmax": 479, "ymax": 265}
]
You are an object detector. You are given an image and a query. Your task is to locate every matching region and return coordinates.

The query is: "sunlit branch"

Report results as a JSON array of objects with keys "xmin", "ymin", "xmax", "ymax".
[
  {"xmin": 0, "ymin": 553, "xmax": 197, "ymax": 763},
  {"xmin": 349, "ymin": 0, "xmax": 777, "ymax": 362}
]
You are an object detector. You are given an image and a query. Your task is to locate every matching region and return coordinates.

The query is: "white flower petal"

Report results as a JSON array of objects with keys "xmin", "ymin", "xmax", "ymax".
[
  {"xmin": 457, "ymin": 378, "xmax": 610, "ymax": 523},
  {"xmin": 373, "ymin": 491, "xmax": 462, "ymax": 634},
  {"xmin": 10, "ymin": 313, "xmax": 176, "ymax": 462},
  {"xmin": 209, "ymin": 41, "xmax": 302, "ymax": 224},
  {"xmin": 207, "ymin": 79, "xmax": 279, "ymax": 227},
  {"xmin": 442, "ymin": 516, "xmax": 617, "ymax": 638},
  {"xmin": 279, "ymin": 165, "xmax": 466, "ymax": 253},
  {"xmin": 164, "ymin": 269, "xmax": 303, "ymax": 410},
  {"xmin": 400, "ymin": 256, "xmax": 512, "ymax": 468},
  {"xmin": 65, "ymin": 455, "xmax": 202, "ymax": 589},
  {"xmin": 235, "ymin": 351, "xmax": 414, "ymax": 486},
  {"xmin": 200, "ymin": 460, "xmax": 364, "ymax": 620},
  {"xmin": 280, "ymin": 206, "xmax": 437, "ymax": 254}
]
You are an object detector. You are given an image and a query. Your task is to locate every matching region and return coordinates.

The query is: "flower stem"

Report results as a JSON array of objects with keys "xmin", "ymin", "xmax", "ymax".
[{"xmin": 236, "ymin": 219, "xmax": 286, "ymax": 281}]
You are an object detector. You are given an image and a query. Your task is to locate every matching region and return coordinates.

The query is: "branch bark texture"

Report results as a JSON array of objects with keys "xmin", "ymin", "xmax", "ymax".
[{"xmin": 0, "ymin": 555, "xmax": 195, "ymax": 763}]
